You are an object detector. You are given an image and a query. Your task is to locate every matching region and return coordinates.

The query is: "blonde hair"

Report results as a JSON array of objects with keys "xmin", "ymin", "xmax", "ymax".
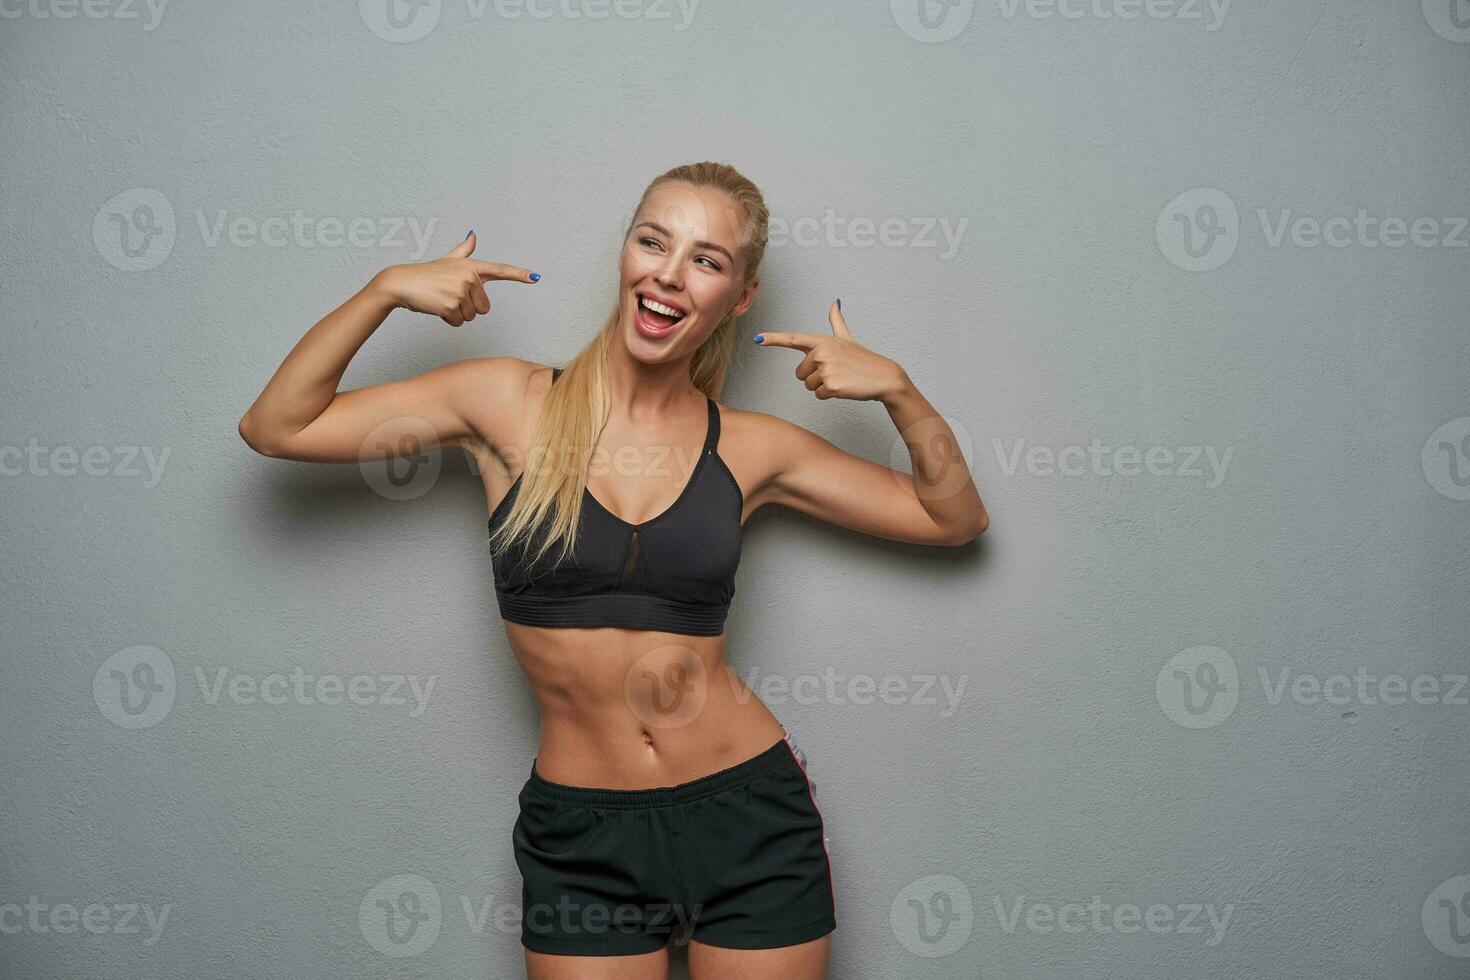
[{"xmin": 488, "ymin": 161, "xmax": 771, "ymax": 567}]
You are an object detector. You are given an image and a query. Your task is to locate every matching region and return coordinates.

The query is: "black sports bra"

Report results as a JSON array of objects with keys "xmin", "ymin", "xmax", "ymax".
[{"xmin": 486, "ymin": 367, "xmax": 744, "ymax": 637}]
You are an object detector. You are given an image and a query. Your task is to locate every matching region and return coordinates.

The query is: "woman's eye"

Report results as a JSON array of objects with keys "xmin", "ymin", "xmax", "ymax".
[{"xmin": 636, "ymin": 236, "xmax": 719, "ymax": 270}]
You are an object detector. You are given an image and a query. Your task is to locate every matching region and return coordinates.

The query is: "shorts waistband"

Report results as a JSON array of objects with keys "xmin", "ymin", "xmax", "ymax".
[{"xmin": 524, "ymin": 736, "xmax": 793, "ymax": 809}]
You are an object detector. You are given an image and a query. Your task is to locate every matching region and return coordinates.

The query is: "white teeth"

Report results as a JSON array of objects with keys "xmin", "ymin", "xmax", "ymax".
[{"xmin": 640, "ymin": 296, "xmax": 685, "ymax": 319}]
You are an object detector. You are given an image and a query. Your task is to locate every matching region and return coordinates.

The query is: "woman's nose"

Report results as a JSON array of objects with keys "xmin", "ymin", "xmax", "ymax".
[{"xmin": 653, "ymin": 261, "xmax": 683, "ymax": 290}]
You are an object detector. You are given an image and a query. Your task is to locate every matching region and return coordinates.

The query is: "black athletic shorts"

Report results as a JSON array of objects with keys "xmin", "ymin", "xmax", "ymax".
[{"xmin": 512, "ymin": 731, "xmax": 836, "ymax": 956}]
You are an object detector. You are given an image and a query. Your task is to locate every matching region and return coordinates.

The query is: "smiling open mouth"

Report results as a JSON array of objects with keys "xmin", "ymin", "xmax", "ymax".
[{"xmin": 635, "ymin": 293, "xmax": 688, "ymax": 335}]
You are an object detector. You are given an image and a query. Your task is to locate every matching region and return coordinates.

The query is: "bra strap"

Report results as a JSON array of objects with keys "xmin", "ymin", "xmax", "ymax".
[{"xmin": 703, "ymin": 397, "xmax": 720, "ymax": 454}]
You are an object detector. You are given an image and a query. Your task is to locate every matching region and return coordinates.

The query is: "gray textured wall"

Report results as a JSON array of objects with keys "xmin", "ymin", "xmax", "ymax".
[{"xmin": 3, "ymin": 2, "xmax": 1468, "ymax": 977}]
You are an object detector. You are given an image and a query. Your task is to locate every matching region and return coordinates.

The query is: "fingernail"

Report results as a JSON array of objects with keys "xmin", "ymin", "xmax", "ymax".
[
  {"xmin": 753, "ymin": 335, "xmax": 764, "ymax": 344},
  {"xmin": 466, "ymin": 229, "xmax": 473, "ymax": 239},
  {"xmin": 529, "ymin": 272, "xmax": 541, "ymax": 283},
  {"xmin": 836, "ymin": 297, "xmax": 842, "ymax": 311}
]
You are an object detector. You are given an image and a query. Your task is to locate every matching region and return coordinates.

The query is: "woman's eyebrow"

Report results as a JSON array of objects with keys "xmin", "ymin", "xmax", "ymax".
[{"xmin": 635, "ymin": 221, "xmax": 735, "ymax": 264}]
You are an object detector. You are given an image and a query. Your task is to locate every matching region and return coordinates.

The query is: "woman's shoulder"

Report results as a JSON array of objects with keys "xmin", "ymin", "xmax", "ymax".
[
  {"xmin": 708, "ymin": 401, "xmax": 816, "ymax": 490},
  {"xmin": 443, "ymin": 357, "xmax": 557, "ymax": 398},
  {"xmin": 438, "ymin": 357, "xmax": 555, "ymax": 444},
  {"xmin": 713, "ymin": 401, "xmax": 808, "ymax": 442}
]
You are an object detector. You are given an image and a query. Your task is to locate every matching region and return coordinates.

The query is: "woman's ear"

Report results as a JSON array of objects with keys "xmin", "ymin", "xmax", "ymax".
[{"xmin": 729, "ymin": 277, "xmax": 759, "ymax": 318}]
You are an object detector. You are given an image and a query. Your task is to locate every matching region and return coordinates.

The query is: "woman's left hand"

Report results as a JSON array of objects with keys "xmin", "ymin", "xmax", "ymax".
[{"xmin": 754, "ymin": 301, "xmax": 912, "ymax": 402}]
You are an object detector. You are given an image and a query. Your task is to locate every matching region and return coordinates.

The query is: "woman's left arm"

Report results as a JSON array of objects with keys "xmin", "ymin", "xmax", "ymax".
[{"xmin": 752, "ymin": 302, "xmax": 989, "ymax": 546}]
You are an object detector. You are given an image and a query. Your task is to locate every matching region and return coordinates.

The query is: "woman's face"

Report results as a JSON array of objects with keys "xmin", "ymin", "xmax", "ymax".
[{"xmin": 617, "ymin": 181, "xmax": 758, "ymax": 363}]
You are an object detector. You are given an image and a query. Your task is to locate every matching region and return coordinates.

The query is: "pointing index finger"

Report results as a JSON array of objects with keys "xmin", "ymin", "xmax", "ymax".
[
  {"xmin": 468, "ymin": 259, "xmax": 540, "ymax": 284},
  {"xmin": 753, "ymin": 332, "xmax": 819, "ymax": 351}
]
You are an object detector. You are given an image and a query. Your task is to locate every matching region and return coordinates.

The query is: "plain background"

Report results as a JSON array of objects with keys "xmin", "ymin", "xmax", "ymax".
[{"xmin": 3, "ymin": 1, "xmax": 1469, "ymax": 977}]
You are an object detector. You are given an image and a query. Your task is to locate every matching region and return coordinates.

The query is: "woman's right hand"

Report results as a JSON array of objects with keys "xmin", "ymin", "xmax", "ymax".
[
  {"xmin": 374, "ymin": 231, "xmax": 539, "ymax": 327},
  {"xmin": 239, "ymin": 229, "xmax": 541, "ymax": 462}
]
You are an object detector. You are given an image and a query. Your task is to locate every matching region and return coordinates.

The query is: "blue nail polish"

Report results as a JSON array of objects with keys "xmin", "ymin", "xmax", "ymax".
[
  {"xmin": 466, "ymin": 229, "xmax": 473, "ymax": 239},
  {"xmin": 529, "ymin": 272, "xmax": 541, "ymax": 282},
  {"xmin": 836, "ymin": 297, "xmax": 842, "ymax": 311},
  {"xmin": 753, "ymin": 335, "xmax": 764, "ymax": 344}
]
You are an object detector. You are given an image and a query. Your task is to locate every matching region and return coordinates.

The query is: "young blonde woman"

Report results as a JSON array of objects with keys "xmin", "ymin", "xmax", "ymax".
[{"xmin": 239, "ymin": 162, "xmax": 988, "ymax": 980}]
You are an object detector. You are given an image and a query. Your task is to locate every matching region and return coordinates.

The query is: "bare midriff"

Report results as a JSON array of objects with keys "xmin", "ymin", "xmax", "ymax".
[{"xmin": 504, "ymin": 621, "xmax": 787, "ymax": 789}]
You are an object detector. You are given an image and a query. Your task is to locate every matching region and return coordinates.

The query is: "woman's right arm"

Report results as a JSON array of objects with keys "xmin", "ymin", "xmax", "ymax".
[{"xmin": 237, "ymin": 232, "xmax": 539, "ymax": 462}]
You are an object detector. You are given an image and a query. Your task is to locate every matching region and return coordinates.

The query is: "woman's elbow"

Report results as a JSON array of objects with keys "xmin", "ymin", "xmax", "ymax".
[
  {"xmin": 237, "ymin": 412, "xmax": 283, "ymax": 457},
  {"xmin": 946, "ymin": 512, "xmax": 988, "ymax": 546}
]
